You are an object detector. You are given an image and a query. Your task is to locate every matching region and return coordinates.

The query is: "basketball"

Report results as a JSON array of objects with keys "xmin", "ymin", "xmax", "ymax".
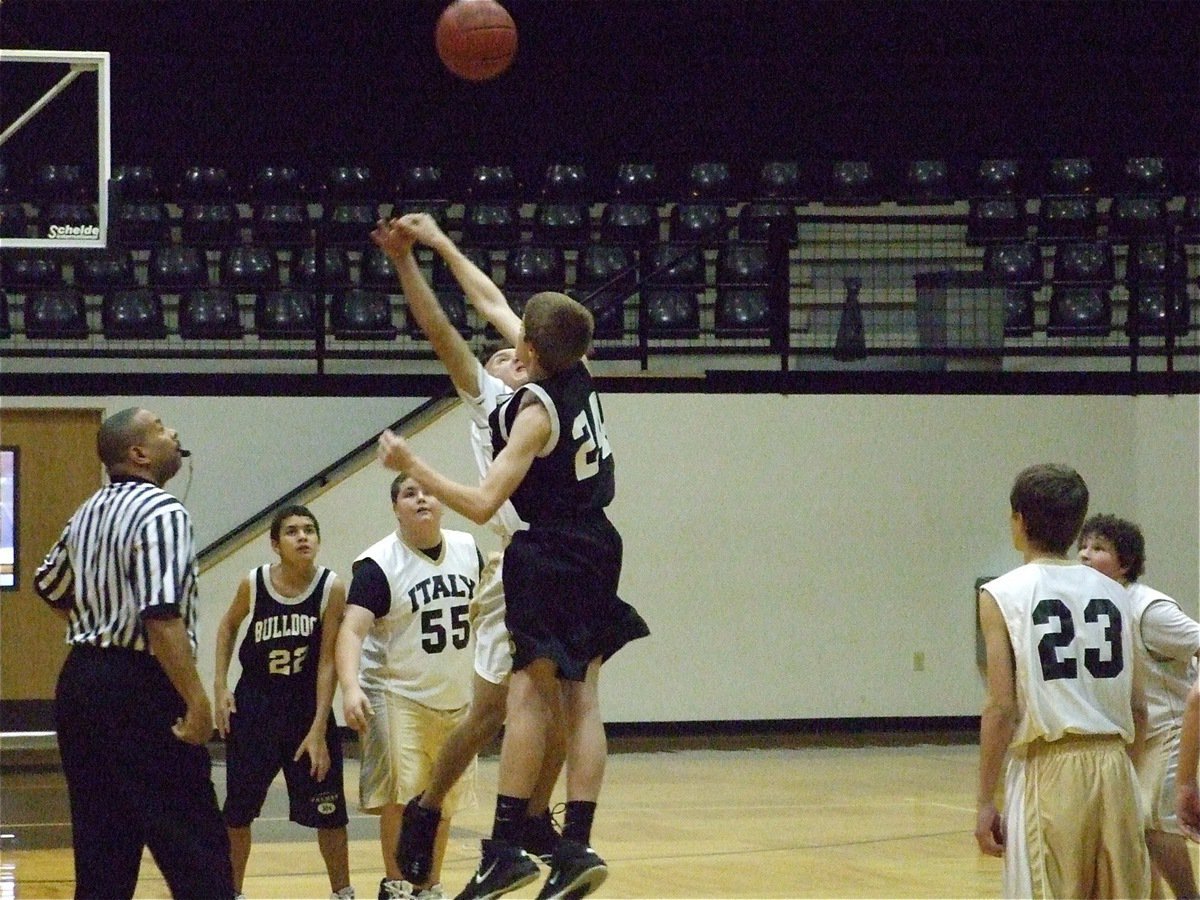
[{"xmin": 435, "ymin": 0, "xmax": 518, "ymax": 82}]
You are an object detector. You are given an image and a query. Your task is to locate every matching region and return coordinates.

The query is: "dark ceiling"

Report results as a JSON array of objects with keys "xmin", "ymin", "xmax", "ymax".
[{"xmin": 2, "ymin": 0, "xmax": 1197, "ymax": 183}]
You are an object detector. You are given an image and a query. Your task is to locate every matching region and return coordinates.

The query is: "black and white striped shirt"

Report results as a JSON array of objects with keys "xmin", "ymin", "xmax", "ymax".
[{"xmin": 34, "ymin": 477, "xmax": 199, "ymax": 652}]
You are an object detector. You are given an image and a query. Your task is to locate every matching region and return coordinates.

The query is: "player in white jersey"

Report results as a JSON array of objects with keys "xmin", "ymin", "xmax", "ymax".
[
  {"xmin": 370, "ymin": 214, "xmax": 566, "ymax": 887},
  {"xmin": 1078, "ymin": 514, "xmax": 1200, "ymax": 899},
  {"xmin": 336, "ymin": 473, "xmax": 482, "ymax": 900},
  {"xmin": 976, "ymin": 464, "xmax": 1150, "ymax": 899}
]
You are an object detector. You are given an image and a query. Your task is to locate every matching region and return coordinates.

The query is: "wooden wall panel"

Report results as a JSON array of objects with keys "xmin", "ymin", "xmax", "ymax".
[{"xmin": 0, "ymin": 409, "xmax": 102, "ymax": 704}]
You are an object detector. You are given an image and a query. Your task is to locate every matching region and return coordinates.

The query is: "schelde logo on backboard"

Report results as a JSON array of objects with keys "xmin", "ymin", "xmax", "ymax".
[{"xmin": 48, "ymin": 224, "xmax": 101, "ymax": 239}]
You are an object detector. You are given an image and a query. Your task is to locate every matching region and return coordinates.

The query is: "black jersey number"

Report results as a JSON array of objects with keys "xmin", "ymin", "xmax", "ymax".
[
  {"xmin": 572, "ymin": 393, "xmax": 612, "ymax": 481},
  {"xmin": 1032, "ymin": 597, "xmax": 1123, "ymax": 681},
  {"xmin": 421, "ymin": 604, "xmax": 470, "ymax": 653},
  {"xmin": 267, "ymin": 646, "xmax": 308, "ymax": 676}
]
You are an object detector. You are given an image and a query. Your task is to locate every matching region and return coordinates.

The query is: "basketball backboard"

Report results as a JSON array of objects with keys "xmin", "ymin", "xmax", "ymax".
[{"xmin": 0, "ymin": 49, "xmax": 110, "ymax": 250}]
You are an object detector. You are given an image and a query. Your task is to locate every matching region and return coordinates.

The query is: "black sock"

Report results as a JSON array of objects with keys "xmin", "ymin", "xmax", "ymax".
[
  {"xmin": 492, "ymin": 794, "xmax": 529, "ymax": 843},
  {"xmin": 562, "ymin": 800, "xmax": 597, "ymax": 845},
  {"xmin": 526, "ymin": 808, "xmax": 552, "ymax": 826}
]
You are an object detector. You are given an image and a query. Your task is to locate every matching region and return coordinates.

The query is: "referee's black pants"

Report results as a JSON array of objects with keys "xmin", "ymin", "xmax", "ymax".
[{"xmin": 54, "ymin": 645, "xmax": 234, "ymax": 900}]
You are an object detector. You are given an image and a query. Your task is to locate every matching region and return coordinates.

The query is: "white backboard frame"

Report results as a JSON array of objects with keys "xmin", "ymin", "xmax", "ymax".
[{"xmin": 0, "ymin": 49, "xmax": 110, "ymax": 250}]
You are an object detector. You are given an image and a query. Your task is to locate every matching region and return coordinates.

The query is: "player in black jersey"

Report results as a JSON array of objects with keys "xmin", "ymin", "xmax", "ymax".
[
  {"xmin": 214, "ymin": 505, "xmax": 354, "ymax": 900},
  {"xmin": 379, "ymin": 283, "xmax": 648, "ymax": 900}
]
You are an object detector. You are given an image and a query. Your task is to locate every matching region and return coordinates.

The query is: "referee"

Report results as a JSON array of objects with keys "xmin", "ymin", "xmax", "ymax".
[{"xmin": 34, "ymin": 407, "xmax": 234, "ymax": 899}]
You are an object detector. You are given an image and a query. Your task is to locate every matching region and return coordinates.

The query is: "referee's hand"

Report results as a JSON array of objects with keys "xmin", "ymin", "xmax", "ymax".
[{"xmin": 173, "ymin": 698, "xmax": 215, "ymax": 745}]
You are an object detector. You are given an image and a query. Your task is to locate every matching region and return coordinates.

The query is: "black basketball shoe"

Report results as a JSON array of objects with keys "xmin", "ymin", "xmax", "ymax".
[
  {"xmin": 534, "ymin": 840, "xmax": 607, "ymax": 900},
  {"xmin": 453, "ymin": 840, "xmax": 540, "ymax": 900}
]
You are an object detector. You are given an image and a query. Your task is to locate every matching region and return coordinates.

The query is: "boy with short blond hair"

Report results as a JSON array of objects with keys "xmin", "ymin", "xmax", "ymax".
[
  {"xmin": 377, "ymin": 221, "xmax": 649, "ymax": 900},
  {"xmin": 369, "ymin": 216, "xmax": 568, "ymax": 886}
]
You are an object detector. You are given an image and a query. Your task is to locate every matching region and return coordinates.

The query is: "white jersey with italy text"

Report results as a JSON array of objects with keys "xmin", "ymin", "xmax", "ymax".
[
  {"xmin": 1131, "ymin": 581, "xmax": 1200, "ymax": 740},
  {"xmin": 985, "ymin": 560, "xmax": 1136, "ymax": 749},
  {"xmin": 355, "ymin": 529, "xmax": 479, "ymax": 710},
  {"xmin": 456, "ymin": 360, "xmax": 527, "ymax": 542}
]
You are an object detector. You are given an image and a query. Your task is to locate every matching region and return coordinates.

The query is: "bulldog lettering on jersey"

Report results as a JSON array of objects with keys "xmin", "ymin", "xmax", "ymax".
[
  {"xmin": 406, "ymin": 572, "xmax": 477, "ymax": 613},
  {"xmin": 253, "ymin": 612, "xmax": 318, "ymax": 642}
]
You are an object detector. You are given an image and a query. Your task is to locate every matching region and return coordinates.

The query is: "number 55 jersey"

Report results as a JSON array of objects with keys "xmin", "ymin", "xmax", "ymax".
[
  {"xmin": 353, "ymin": 530, "xmax": 480, "ymax": 710},
  {"xmin": 984, "ymin": 560, "xmax": 1136, "ymax": 748}
]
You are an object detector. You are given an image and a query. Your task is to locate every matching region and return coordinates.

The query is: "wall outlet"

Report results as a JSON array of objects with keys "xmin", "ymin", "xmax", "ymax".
[{"xmin": 913, "ymin": 651, "xmax": 925, "ymax": 672}]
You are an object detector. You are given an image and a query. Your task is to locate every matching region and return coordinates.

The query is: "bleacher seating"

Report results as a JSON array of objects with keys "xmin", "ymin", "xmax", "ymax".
[{"xmin": 0, "ymin": 155, "xmax": 1193, "ymax": 366}]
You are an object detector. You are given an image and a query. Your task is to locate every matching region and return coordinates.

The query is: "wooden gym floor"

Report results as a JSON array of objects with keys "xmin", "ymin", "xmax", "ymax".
[{"xmin": 1, "ymin": 736, "xmax": 1012, "ymax": 899}]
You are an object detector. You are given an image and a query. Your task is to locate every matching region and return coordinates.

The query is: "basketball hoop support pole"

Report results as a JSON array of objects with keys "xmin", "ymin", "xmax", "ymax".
[{"xmin": 0, "ymin": 66, "xmax": 88, "ymax": 147}]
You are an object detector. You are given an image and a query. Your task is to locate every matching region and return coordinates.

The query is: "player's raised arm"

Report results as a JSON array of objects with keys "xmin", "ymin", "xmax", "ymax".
[
  {"xmin": 373, "ymin": 216, "xmax": 481, "ymax": 396},
  {"xmin": 377, "ymin": 395, "xmax": 550, "ymax": 525},
  {"xmin": 399, "ymin": 212, "xmax": 523, "ymax": 347}
]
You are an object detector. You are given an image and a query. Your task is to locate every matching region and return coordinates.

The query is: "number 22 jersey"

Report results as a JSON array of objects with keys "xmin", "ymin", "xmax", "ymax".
[
  {"xmin": 984, "ymin": 560, "xmax": 1136, "ymax": 749},
  {"xmin": 236, "ymin": 564, "xmax": 334, "ymax": 698}
]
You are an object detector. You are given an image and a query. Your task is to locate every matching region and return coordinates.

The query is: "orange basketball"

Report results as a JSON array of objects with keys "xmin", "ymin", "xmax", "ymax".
[{"xmin": 435, "ymin": 0, "xmax": 518, "ymax": 82}]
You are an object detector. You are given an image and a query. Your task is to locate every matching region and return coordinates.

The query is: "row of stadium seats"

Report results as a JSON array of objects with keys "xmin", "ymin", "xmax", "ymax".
[
  {"xmin": 6, "ymin": 195, "xmax": 1200, "ymax": 251},
  {"xmin": 0, "ymin": 238, "xmax": 782, "ymax": 342},
  {"xmin": 1, "ymin": 284, "xmax": 781, "ymax": 343},
  {"xmin": 3, "ymin": 236, "xmax": 1193, "ymax": 342},
  {"xmin": 6, "ymin": 157, "xmax": 1200, "ymax": 204},
  {"xmin": 0, "ymin": 198, "xmax": 797, "ymax": 248},
  {"xmin": 4, "ymin": 282, "xmax": 1189, "ymax": 344},
  {"xmin": 2, "ymin": 237, "xmax": 1187, "ymax": 291},
  {"xmin": 1, "ymin": 241, "xmax": 776, "ymax": 291}
]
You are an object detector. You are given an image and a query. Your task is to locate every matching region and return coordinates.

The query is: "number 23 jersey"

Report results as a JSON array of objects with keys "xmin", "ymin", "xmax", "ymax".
[{"xmin": 985, "ymin": 561, "xmax": 1136, "ymax": 748}]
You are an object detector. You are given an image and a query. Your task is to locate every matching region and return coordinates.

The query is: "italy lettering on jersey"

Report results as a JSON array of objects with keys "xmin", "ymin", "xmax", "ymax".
[
  {"xmin": 237, "ymin": 564, "xmax": 333, "ymax": 695},
  {"xmin": 354, "ymin": 529, "xmax": 479, "ymax": 710},
  {"xmin": 489, "ymin": 361, "xmax": 614, "ymax": 523},
  {"xmin": 457, "ymin": 360, "xmax": 526, "ymax": 541},
  {"xmin": 404, "ymin": 572, "xmax": 476, "ymax": 612},
  {"xmin": 1131, "ymin": 582, "xmax": 1200, "ymax": 740},
  {"xmin": 985, "ymin": 561, "xmax": 1136, "ymax": 748}
]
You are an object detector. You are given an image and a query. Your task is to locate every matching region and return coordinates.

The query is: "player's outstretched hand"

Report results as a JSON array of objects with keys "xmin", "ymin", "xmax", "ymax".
[
  {"xmin": 974, "ymin": 802, "xmax": 1005, "ymax": 857},
  {"xmin": 397, "ymin": 212, "xmax": 448, "ymax": 248},
  {"xmin": 370, "ymin": 217, "xmax": 415, "ymax": 260},
  {"xmin": 378, "ymin": 429, "xmax": 413, "ymax": 473},
  {"xmin": 1179, "ymin": 780, "xmax": 1200, "ymax": 842}
]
